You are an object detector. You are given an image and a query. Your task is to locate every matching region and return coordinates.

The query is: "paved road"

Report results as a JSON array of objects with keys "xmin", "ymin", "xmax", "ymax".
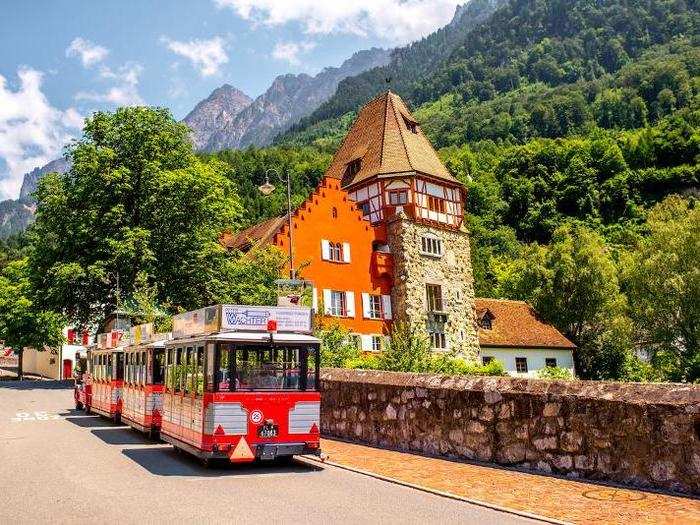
[{"xmin": 0, "ymin": 382, "xmax": 545, "ymax": 525}]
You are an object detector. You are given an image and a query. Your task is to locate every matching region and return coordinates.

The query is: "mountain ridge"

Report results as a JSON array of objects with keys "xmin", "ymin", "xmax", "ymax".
[{"xmin": 188, "ymin": 47, "xmax": 391, "ymax": 152}]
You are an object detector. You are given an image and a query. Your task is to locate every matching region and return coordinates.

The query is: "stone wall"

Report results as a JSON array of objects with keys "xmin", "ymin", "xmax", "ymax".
[
  {"xmin": 386, "ymin": 213, "xmax": 479, "ymax": 358},
  {"xmin": 320, "ymin": 368, "xmax": 700, "ymax": 494}
]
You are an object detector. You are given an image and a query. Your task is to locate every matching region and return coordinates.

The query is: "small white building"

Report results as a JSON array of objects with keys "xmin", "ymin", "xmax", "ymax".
[
  {"xmin": 21, "ymin": 327, "xmax": 89, "ymax": 380},
  {"xmin": 475, "ymin": 299, "xmax": 576, "ymax": 378}
]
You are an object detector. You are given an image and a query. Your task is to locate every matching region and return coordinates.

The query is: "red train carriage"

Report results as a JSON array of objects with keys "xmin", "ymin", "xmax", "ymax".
[
  {"xmin": 83, "ymin": 331, "xmax": 126, "ymax": 423},
  {"xmin": 160, "ymin": 305, "xmax": 322, "ymax": 465},
  {"xmin": 121, "ymin": 324, "xmax": 168, "ymax": 438}
]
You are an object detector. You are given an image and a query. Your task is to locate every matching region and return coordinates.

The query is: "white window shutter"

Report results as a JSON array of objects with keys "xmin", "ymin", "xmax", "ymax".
[
  {"xmin": 361, "ymin": 335, "xmax": 373, "ymax": 352},
  {"xmin": 343, "ymin": 242, "xmax": 351, "ymax": 263},
  {"xmin": 361, "ymin": 293, "xmax": 371, "ymax": 319},
  {"xmin": 322, "ymin": 289, "xmax": 332, "ymax": 315},
  {"xmin": 345, "ymin": 291, "xmax": 355, "ymax": 317},
  {"xmin": 312, "ymin": 287, "xmax": 318, "ymax": 312},
  {"xmin": 321, "ymin": 239, "xmax": 330, "ymax": 261},
  {"xmin": 382, "ymin": 295, "xmax": 392, "ymax": 320}
]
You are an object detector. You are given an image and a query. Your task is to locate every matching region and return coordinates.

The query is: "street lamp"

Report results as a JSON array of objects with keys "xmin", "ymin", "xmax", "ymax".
[{"xmin": 259, "ymin": 168, "xmax": 295, "ymax": 279}]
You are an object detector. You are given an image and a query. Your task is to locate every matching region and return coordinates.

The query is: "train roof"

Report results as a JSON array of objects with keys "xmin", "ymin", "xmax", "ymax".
[{"xmin": 166, "ymin": 331, "xmax": 320, "ymax": 346}]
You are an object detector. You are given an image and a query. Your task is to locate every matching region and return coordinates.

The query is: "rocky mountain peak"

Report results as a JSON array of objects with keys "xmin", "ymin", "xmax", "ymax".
[{"xmin": 182, "ymin": 85, "xmax": 253, "ymax": 151}]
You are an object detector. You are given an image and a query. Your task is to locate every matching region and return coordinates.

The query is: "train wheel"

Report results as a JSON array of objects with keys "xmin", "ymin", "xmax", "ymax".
[
  {"xmin": 75, "ymin": 401, "xmax": 84, "ymax": 410},
  {"xmin": 113, "ymin": 414, "xmax": 121, "ymax": 425},
  {"xmin": 85, "ymin": 405, "xmax": 91, "ymax": 415},
  {"xmin": 201, "ymin": 458, "xmax": 211, "ymax": 469}
]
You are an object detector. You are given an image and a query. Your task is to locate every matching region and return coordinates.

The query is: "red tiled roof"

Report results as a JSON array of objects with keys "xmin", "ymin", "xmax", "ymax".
[
  {"xmin": 221, "ymin": 216, "xmax": 286, "ymax": 251},
  {"xmin": 475, "ymin": 298, "xmax": 576, "ymax": 349},
  {"xmin": 324, "ymin": 91, "xmax": 458, "ymax": 188}
]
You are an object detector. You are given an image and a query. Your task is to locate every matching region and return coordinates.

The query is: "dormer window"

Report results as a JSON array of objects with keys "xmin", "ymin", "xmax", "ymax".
[
  {"xmin": 478, "ymin": 311, "xmax": 494, "ymax": 330},
  {"xmin": 403, "ymin": 115, "xmax": 418, "ymax": 134},
  {"xmin": 347, "ymin": 158, "xmax": 362, "ymax": 176}
]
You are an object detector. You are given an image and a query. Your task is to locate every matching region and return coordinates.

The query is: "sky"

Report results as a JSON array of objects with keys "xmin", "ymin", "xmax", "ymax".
[{"xmin": 0, "ymin": 0, "xmax": 463, "ymax": 200}]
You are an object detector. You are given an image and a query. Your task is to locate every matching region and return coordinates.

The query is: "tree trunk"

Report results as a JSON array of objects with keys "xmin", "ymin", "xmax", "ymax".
[{"xmin": 17, "ymin": 348, "xmax": 23, "ymax": 380}]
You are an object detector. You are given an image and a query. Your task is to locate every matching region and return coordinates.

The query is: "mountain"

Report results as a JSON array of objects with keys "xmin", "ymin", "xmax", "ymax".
[
  {"xmin": 19, "ymin": 158, "xmax": 71, "ymax": 201},
  {"xmin": 279, "ymin": 0, "xmax": 699, "ymax": 150},
  {"xmin": 182, "ymin": 85, "xmax": 253, "ymax": 151},
  {"xmin": 0, "ymin": 158, "xmax": 71, "ymax": 238},
  {"xmin": 187, "ymin": 47, "xmax": 391, "ymax": 152},
  {"xmin": 284, "ymin": 0, "xmax": 505, "ymax": 134}
]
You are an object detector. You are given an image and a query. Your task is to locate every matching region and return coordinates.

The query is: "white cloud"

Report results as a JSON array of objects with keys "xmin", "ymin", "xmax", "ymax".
[
  {"xmin": 214, "ymin": 0, "xmax": 461, "ymax": 45},
  {"xmin": 0, "ymin": 68, "xmax": 82, "ymax": 200},
  {"xmin": 162, "ymin": 36, "xmax": 228, "ymax": 77},
  {"xmin": 272, "ymin": 41, "xmax": 316, "ymax": 65},
  {"xmin": 66, "ymin": 37, "xmax": 109, "ymax": 68},
  {"xmin": 75, "ymin": 62, "xmax": 145, "ymax": 106}
]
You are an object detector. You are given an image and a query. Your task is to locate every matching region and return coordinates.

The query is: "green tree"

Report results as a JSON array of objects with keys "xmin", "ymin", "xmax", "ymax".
[
  {"xmin": 623, "ymin": 196, "xmax": 700, "ymax": 382},
  {"xmin": 28, "ymin": 107, "xmax": 241, "ymax": 327},
  {"xmin": 496, "ymin": 224, "xmax": 627, "ymax": 378},
  {"xmin": 0, "ymin": 259, "xmax": 64, "ymax": 377}
]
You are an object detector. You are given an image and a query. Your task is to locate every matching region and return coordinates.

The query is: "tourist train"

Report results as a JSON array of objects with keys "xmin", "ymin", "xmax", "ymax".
[{"xmin": 74, "ymin": 304, "xmax": 322, "ymax": 465}]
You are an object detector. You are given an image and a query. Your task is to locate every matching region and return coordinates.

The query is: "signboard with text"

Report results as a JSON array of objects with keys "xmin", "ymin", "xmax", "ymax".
[{"xmin": 220, "ymin": 305, "xmax": 312, "ymax": 334}]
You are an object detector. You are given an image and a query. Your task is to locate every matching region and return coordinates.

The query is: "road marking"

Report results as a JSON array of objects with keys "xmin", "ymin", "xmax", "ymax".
[{"xmin": 10, "ymin": 411, "xmax": 62, "ymax": 422}]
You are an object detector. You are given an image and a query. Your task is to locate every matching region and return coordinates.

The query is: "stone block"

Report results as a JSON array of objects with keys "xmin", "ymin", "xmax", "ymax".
[
  {"xmin": 543, "ymin": 403, "xmax": 561, "ymax": 417},
  {"xmin": 533, "ymin": 436, "xmax": 557, "ymax": 451},
  {"xmin": 561, "ymin": 431, "xmax": 583, "ymax": 453}
]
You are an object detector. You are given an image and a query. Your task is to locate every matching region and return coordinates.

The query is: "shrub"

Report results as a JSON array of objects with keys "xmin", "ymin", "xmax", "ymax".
[
  {"xmin": 316, "ymin": 321, "xmax": 360, "ymax": 368},
  {"xmin": 537, "ymin": 366, "xmax": 574, "ymax": 380}
]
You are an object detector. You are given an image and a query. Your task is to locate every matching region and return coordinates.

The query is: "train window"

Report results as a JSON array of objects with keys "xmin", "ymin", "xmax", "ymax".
[
  {"xmin": 235, "ymin": 346, "xmax": 304, "ymax": 391},
  {"xmin": 205, "ymin": 344, "xmax": 216, "ymax": 392},
  {"xmin": 140, "ymin": 351, "xmax": 146, "ymax": 385},
  {"xmin": 115, "ymin": 353, "xmax": 124, "ymax": 381},
  {"xmin": 195, "ymin": 346, "xmax": 204, "ymax": 395},
  {"xmin": 306, "ymin": 347, "xmax": 320, "ymax": 391},
  {"xmin": 216, "ymin": 345, "xmax": 231, "ymax": 392},
  {"xmin": 183, "ymin": 347, "xmax": 193, "ymax": 394},
  {"xmin": 165, "ymin": 349, "xmax": 173, "ymax": 392},
  {"xmin": 172, "ymin": 348, "xmax": 182, "ymax": 393},
  {"xmin": 153, "ymin": 349, "xmax": 165, "ymax": 385}
]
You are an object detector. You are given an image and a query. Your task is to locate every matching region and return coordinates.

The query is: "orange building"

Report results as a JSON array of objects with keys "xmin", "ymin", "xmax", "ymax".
[{"xmin": 226, "ymin": 91, "xmax": 481, "ymax": 356}]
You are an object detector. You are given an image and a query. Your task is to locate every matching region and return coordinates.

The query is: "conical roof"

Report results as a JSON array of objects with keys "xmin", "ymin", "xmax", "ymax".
[{"xmin": 324, "ymin": 91, "xmax": 457, "ymax": 188}]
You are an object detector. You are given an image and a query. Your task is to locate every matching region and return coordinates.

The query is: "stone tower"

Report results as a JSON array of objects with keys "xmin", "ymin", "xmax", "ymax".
[{"xmin": 323, "ymin": 91, "xmax": 480, "ymax": 358}]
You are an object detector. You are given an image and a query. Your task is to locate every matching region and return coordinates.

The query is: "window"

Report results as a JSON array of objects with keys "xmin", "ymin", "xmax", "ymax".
[
  {"xmin": 347, "ymin": 158, "xmax": 362, "ymax": 176},
  {"xmin": 358, "ymin": 201, "xmax": 370, "ymax": 217},
  {"xmin": 330, "ymin": 291, "xmax": 347, "ymax": 317},
  {"xmin": 195, "ymin": 346, "xmax": 204, "ymax": 395},
  {"xmin": 403, "ymin": 116, "xmax": 418, "ymax": 134},
  {"xmin": 479, "ymin": 315, "xmax": 492, "ymax": 330},
  {"xmin": 430, "ymin": 332, "xmax": 447, "ymax": 350},
  {"xmin": 371, "ymin": 336, "xmax": 383, "ymax": 352},
  {"xmin": 329, "ymin": 242, "xmax": 343, "ymax": 262},
  {"xmin": 426, "ymin": 284, "xmax": 443, "ymax": 312},
  {"xmin": 482, "ymin": 356, "xmax": 494, "ymax": 365},
  {"xmin": 389, "ymin": 190, "xmax": 408, "ymax": 206},
  {"xmin": 515, "ymin": 357, "xmax": 528, "ymax": 374},
  {"xmin": 153, "ymin": 349, "xmax": 165, "ymax": 385},
  {"xmin": 368, "ymin": 295, "xmax": 382, "ymax": 319},
  {"xmin": 427, "ymin": 195, "xmax": 446, "ymax": 213},
  {"xmin": 545, "ymin": 358, "xmax": 557, "ymax": 368},
  {"xmin": 421, "ymin": 235, "xmax": 442, "ymax": 256},
  {"xmin": 225, "ymin": 345, "xmax": 314, "ymax": 391}
]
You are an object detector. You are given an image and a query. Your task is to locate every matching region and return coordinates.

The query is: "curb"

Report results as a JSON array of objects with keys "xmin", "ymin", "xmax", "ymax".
[{"xmin": 300, "ymin": 455, "xmax": 571, "ymax": 525}]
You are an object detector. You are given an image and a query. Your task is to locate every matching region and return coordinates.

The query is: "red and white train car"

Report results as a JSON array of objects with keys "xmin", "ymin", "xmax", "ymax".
[
  {"xmin": 83, "ymin": 331, "xmax": 126, "ymax": 423},
  {"xmin": 160, "ymin": 305, "xmax": 322, "ymax": 465},
  {"xmin": 121, "ymin": 323, "xmax": 168, "ymax": 437}
]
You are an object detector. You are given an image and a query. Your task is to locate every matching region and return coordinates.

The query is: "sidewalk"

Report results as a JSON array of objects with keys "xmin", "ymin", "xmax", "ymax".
[{"xmin": 315, "ymin": 438, "xmax": 700, "ymax": 525}]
